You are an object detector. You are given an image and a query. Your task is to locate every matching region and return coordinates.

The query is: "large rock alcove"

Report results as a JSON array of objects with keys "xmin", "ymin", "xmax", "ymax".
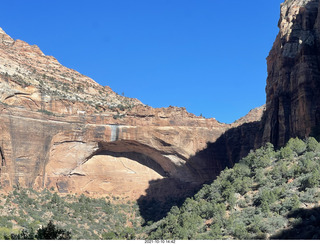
[{"xmin": 44, "ymin": 140, "xmax": 194, "ymax": 199}]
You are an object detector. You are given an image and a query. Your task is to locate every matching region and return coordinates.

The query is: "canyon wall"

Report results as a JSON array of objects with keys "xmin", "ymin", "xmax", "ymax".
[
  {"xmin": 262, "ymin": 0, "xmax": 320, "ymax": 148},
  {"xmin": 0, "ymin": 27, "xmax": 263, "ymax": 200},
  {"xmin": 183, "ymin": 0, "xmax": 320, "ymax": 175},
  {"xmin": 1, "ymin": 0, "xmax": 318, "ymax": 200},
  {"xmin": 0, "ymin": 101, "xmax": 235, "ymax": 199}
]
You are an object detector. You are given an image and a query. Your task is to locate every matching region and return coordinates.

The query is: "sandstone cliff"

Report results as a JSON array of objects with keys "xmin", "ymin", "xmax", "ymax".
[
  {"xmin": 0, "ymin": 27, "xmax": 141, "ymax": 114},
  {"xmin": 0, "ymin": 27, "xmax": 263, "ymax": 200},
  {"xmin": 182, "ymin": 0, "xmax": 320, "ymax": 178},
  {"xmin": 262, "ymin": 0, "xmax": 320, "ymax": 148},
  {"xmin": 3, "ymin": 0, "xmax": 314, "ymax": 201}
]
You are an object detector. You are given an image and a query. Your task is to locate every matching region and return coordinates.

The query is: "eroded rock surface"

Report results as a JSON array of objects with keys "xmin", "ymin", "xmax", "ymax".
[
  {"xmin": 6, "ymin": 0, "xmax": 310, "ymax": 200},
  {"xmin": 172, "ymin": 0, "xmax": 320, "ymax": 180},
  {"xmin": 1, "ymin": 28, "xmax": 261, "ymax": 199},
  {"xmin": 262, "ymin": 0, "xmax": 320, "ymax": 148}
]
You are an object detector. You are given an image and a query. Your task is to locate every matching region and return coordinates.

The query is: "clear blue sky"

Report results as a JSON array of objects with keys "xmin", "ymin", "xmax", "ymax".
[{"xmin": 0, "ymin": 0, "xmax": 284, "ymax": 123}]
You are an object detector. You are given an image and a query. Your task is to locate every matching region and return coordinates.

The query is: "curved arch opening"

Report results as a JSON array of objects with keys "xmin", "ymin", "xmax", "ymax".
[
  {"xmin": 46, "ymin": 140, "xmax": 184, "ymax": 198},
  {"xmin": 95, "ymin": 140, "xmax": 178, "ymax": 176},
  {"xmin": 95, "ymin": 150, "xmax": 167, "ymax": 177},
  {"xmin": 43, "ymin": 139, "xmax": 199, "ymax": 199}
]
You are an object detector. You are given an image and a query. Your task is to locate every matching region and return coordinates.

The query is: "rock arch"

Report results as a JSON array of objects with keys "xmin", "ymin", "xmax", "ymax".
[
  {"xmin": 0, "ymin": 104, "xmax": 234, "ymax": 199},
  {"xmin": 40, "ymin": 139, "xmax": 197, "ymax": 199}
]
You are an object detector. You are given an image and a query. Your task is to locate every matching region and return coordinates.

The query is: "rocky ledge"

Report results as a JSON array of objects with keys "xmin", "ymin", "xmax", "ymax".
[{"xmin": 0, "ymin": 27, "xmax": 265, "ymax": 200}]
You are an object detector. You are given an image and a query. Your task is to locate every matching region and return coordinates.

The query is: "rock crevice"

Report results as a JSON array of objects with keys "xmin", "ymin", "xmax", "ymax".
[{"xmin": 263, "ymin": 0, "xmax": 320, "ymax": 148}]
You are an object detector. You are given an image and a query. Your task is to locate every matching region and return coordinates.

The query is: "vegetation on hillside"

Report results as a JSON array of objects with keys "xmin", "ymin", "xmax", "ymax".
[
  {"xmin": 10, "ymin": 220, "xmax": 71, "ymax": 240},
  {"xmin": 147, "ymin": 137, "xmax": 320, "ymax": 240},
  {"xmin": 2, "ymin": 137, "xmax": 320, "ymax": 239},
  {"xmin": 0, "ymin": 189, "xmax": 143, "ymax": 240}
]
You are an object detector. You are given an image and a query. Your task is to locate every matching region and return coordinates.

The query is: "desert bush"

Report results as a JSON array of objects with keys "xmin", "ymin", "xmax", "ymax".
[
  {"xmin": 0, "ymin": 227, "xmax": 16, "ymax": 240},
  {"xmin": 300, "ymin": 170, "xmax": 320, "ymax": 190},
  {"xmin": 300, "ymin": 188, "xmax": 319, "ymax": 203},
  {"xmin": 306, "ymin": 137, "xmax": 320, "ymax": 152},
  {"xmin": 231, "ymin": 220, "xmax": 249, "ymax": 240},
  {"xmin": 259, "ymin": 216, "xmax": 287, "ymax": 234},
  {"xmin": 279, "ymin": 146, "xmax": 294, "ymax": 160},
  {"xmin": 287, "ymin": 138, "xmax": 307, "ymax": 155}
]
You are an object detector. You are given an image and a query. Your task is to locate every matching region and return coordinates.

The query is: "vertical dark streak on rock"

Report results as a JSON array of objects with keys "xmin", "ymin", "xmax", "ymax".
[
  {"xmin": 8, "ymin": 111, "xmax": 18, "ymax": 186},
  {"xmin": 0, "ymin": 146, "xmax": 5, "ymax": 167}
]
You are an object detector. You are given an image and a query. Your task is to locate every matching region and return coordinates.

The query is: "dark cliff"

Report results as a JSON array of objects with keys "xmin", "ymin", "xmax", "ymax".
[
  {"xmin": 262, "ymin": 0, "xmax": 320, "ymax": 148},
  {"xmin": 1, "ymin": 0, "xmax": 319, "ymax": 201},
  {"xmin": 190, "ymin": 0, "xmax": 320, "ymax": 173}
]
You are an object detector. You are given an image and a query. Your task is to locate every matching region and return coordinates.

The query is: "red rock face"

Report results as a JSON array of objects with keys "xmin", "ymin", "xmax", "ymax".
[
  {"xmin": 0, "ymin": 17, "xmax": 268, "ymax": 200},
  {"xmin": 1, "ymin": 27, "xmax": 264, "ymax": 199},
  {"xmin": 0, "ymin": 94, "xmax": 231, "ymax": 199},
  {"xmin": 4, "ymin": 0, "xmax": 319, "ymax": 200},
  {"xmin": 262, "ymin": 0, "xmax": 320, "ymax": 148}
]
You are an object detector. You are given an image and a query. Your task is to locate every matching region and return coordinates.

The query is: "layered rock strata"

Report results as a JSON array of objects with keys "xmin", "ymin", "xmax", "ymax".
[
  {"xmin": 0, "ymin": 84, "xmax": 229, "ymax": 199},
  {"xmin": 262, "ymin": 0, "xmax": 320, "ymax": 148},
  {"xmin": 4, "ymin": 0, "xmax": 314, "ymax": 200},
  {"xmin": 0, "ymin": 27, "xmax": 263, "ymax": 199}
]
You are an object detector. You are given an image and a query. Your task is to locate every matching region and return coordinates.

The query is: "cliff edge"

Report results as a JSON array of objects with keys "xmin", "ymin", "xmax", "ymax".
[{"xmin": 0, "ymin": 27, "xmax": 261, "ymax": 200}]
